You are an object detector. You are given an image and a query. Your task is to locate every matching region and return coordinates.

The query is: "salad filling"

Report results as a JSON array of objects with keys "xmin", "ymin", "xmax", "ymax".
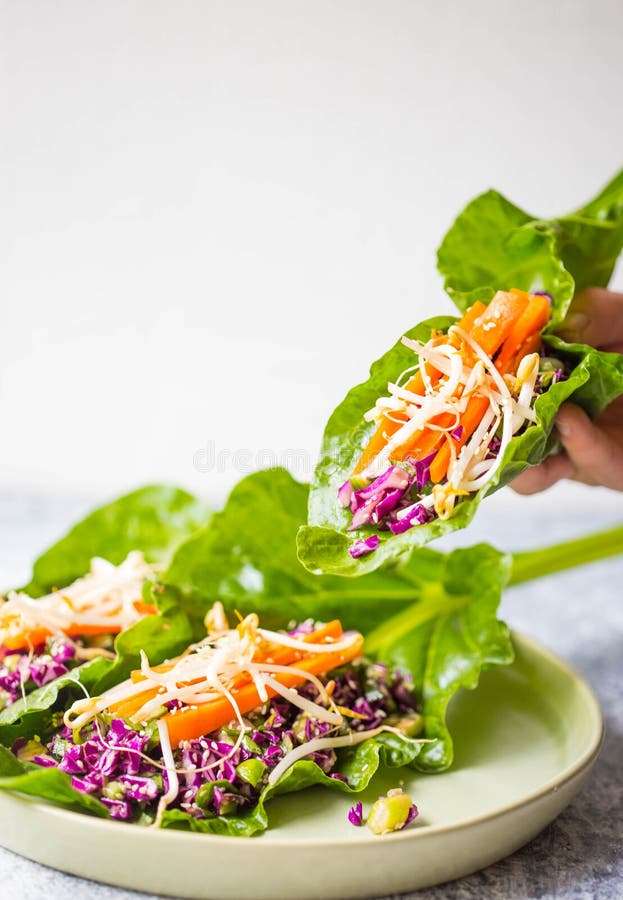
[
  {"xmin": 338, "ymin": 290, "xmax": 567, "ymax": 554},
  {"xmin": 0, "ymin": 552, "xmax": 156, "ymax": 710},
  {"xmin": 23, "ymin": 606, "xmax": 422, "ymax": 825}
]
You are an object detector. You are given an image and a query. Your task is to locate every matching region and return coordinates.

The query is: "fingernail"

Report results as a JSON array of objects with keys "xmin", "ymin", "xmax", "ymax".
[
  {"xmin": 556, "ymin": 416, "xmax": 572, "ymax": 437},
  {"xmin": 561, "ymin": 313, "xmax": 589, "ymax": 338}
]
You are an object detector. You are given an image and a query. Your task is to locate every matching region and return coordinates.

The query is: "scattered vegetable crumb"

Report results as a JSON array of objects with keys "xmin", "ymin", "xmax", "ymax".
[
  {"xmin": 367, "ymin": 788, "xmax": 418, "ymax": 835},
  {"xmin": 348, "ymin": 801, "xmax": 364, "ymax": 826}
]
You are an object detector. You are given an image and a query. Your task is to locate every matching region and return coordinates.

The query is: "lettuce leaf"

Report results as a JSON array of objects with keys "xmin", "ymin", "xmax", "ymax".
[
  {"xmin": 437, "ymin": 168, "xmax": 623, "ymax": 325},
  {"xmin": 364, "ymin": 543, "xmax": 513, "ymax": 769},
  {"xmin": 298, "ymin": 173, "xmax": 623, "ymax": 576},
  {"xmin": 0, "ymin": 744, "xmax": 108, "ymax": 817},
  {"xmin": 162, "ymin": 469, "xmax": 513, "ymax": 771},
  {"xmin": 23, "ymin": 484, "xmax": 210, "ymax": 596}
]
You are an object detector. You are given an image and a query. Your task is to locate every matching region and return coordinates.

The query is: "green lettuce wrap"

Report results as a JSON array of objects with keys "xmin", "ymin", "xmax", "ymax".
[
  {"xmin": 0, "ymin": 486, "xmax": 210, "ymax": 743},
  {"xmin": 297, "ymin": 171, "xmax": 623, "ymax": 575}
]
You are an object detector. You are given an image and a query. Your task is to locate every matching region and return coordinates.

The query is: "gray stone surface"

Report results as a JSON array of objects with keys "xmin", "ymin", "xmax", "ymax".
[{"xmin": 1, "ymin": 488, "xmax": 621, "ymax": 900}]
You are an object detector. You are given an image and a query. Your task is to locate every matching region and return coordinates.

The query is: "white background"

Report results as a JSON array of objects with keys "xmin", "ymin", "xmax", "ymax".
[{"xmin": 1, "ymin": 0, "xmax": 622, "ymax": 510}]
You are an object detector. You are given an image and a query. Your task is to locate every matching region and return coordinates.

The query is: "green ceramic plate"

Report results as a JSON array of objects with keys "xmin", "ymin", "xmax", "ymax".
[{"xmin": 0, "ymin": 632, "xmax": 603, "ymax": 899}]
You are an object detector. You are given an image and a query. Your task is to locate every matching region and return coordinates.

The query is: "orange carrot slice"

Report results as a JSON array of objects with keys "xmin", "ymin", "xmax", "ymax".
[
  {"xmin": 352, "ymin": 302, "xmax": 488, "ymax": 475},
  {"xmin": 448, "ymin": 300, "xmax": 487, "ymax": 347},
  {"xmin": 507, "ymin": 331, "xmax": 543, "ymax": 373},
  {"xmin": 129, "ymin": 619, "xmax": 344, "ymax": 683},
  {"xmin": 351, "ymin": 418, "xmax": 405, "ymax": 477},
  {"xmin": 2, "ymin": 628, "xmax": 53, "ymax": 652},
  {"xmin": 390, "ymin": 419, "xmax": 446, "ymax": 463},
  {"xmin": 469, "ymin": 290, "xmax": 529, "ymax": 357},
  {"xmin": 428, "ymin": 396, "xmax": 490, "ymax": 483},
  {"xmin": 2, "ymin": 599, "xmax": 157, "ymax": 653},
  {"xmin": 4, "ymin": 622, "xmax": 121, "ymax": 653},
  {"xmin": 163, "ymin": 633, "xmax": 364, "ymax": 748},
  {"xmin": 351, "ymin": 364, "xmax": 444, "ymax": 476},
  {"xmin": 114, "ymin": 621, "xmax": 345, "ymax": 720},
  {"xmin": 495, "ymin": 293, "xmax": 550, "ymax": 373},
  {"xmin": 4, "ymin": 623, "xmax": 126, "ymax": 653},
  {"xmin": 390, "ymin": 302, "xmax": 489, "ymax": 463},
  {"xmin": 429, "ymin": 291, "xmax": 548, "ymax": 483}
]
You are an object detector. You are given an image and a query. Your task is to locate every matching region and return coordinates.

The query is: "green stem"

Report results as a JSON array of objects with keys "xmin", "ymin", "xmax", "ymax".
[
  {"xmin": 365, "ymin": 586, "xmax": 464, "ymax": 656},
  {"xmin": 509, "ymin": 523, "xmax": 623, "ymax": 586}
]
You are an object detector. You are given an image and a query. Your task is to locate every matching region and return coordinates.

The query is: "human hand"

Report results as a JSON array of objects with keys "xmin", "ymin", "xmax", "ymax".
[{"xmin": 511, "ymin": 287, "xmax": 623, "ymax": 495}]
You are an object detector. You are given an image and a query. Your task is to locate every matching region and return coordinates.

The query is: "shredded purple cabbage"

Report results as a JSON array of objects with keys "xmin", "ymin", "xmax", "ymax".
[
  {"xmin": 338, "ymin": 460, "xmax": 438, "ymax": 541},
  {"xmin": 348, "ymin": 535, "xmax": 380, "ymax": 558},
  {"xmin": 0, "ymin": 640, "xmax": 76, "ymax": 710},
  {"xmin": 337, "ymin": 480, "xmax": 354, "ymax": 508},
  {"xmin": 288, "ymin": 619, "xmax": 316, "ymax": 636},
  {"xmin": 405, "ymin": 802, "xmax": 419, "ymax": 826},
  {"xmin": 347, "ymin": 467, "xmax": 410, "ymax": 530},
  {"xmin": 485, "ymin": 436, "xmax": 502, "ymax": 460},
  {"xmin": 410, "ymin": 451, "xmax": 437, "ymax": 492},
  {"xmin": 348, "ymin": 801, "xmax": 364, "ymax": 826},
  {"xmin": 32, "ymin": 754, "xmax": 57, "ymax": 768},
  {"xmin": 389, "ymin": 503, "xmax": 434, "ymax": 535}
]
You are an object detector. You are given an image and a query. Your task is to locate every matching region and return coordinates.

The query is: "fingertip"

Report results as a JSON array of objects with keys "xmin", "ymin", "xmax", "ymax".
[
  {"xmin": 556, "ymin": 292, "xmax": 591, "ymax": 342},
  {"xmin": 556, "ymin": 403, "xmax": 592, "ymax": 443},
  {"xmin": 510, "ymin": 474, "xmax": 542, "ymax": 496},
  {"xmin": 510, "ymin": 454, "xmax": 574, "ymax": 495},
  {"xmin": 557, "ymin": 313, "xmax": 589, "ymax": 343},
  {"xmin": 554, "ymin": 400, "xmax": 623, "ymax": 490},
  {"xmin": 557, "ymin": 287, "xmax": 623, "ymax": 349}
]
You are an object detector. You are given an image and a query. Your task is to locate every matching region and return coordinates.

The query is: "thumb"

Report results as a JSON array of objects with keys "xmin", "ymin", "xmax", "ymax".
[
  {"xmin": 556, "ymin": 403, "xmax": 623, "ymax": 490},
  {"xmin": 556, "ymin": 287, "xmax": 623, "ymax": 353}
]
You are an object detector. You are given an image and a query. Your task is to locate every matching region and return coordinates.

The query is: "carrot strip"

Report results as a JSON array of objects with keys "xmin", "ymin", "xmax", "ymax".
[
  {"xmin": 390, "ymin": 302, "xmax": 490, "ymax": 463},
  {"xmin": 115, "ymin": 621, "xmax": 345, "ymax": 719},
  {"xmin": 507, "ymin": 331, "xmax": 542, "ymax": 373},
  {"xmin": 2, "ymin": 598, "xmax": 157, "ymax": 654},
  {"xmin": 353, "ymin": 303, "xmax": 488, "ymax": 474},
  {"xmin": 351, "ymin": 418, "xmax": 404, "ymax": 477},
  {"xmin": 429, "ymin": 295, "xmax": 547, "ymax": 483},
  {"xmin": 352, "ymin": 367, "xmax": 441, "ymax": 476},
  {"xmin": 469, "ymin": 290, "xmax": 529, "ymax": 357},
  {"xmin": 3, "ymin": 621, "xmax": 124, "ymax": 653},
  {"xmin": 495, "ymin": 294, "xmax": 550, "ymax": 373},
  {"xmin": 164, "ymin": 634, "xmax": 365, "ymax": 748},
  {"xmin": 128, "ymin": 619, "xmax": 343, "ymax": 685},
  {"xmin": 428, "ymin": 396, "xmax": 490, "ymax": 483},
  {"xmin": 448, "ymin": 301, "xmax": 487, "ymax": 348},
  {"xmin": 112, "ymin": 690, "xmax": 160, "ymax": 721},
  {"xmin": 133, "ymin": 600, "xmax": 158, "ymax": 617},
  {"xmin": 2, "ymin": 628, "xmax": 53, "ymax": 652},
  {"xmin": 428, "ymin": 291, "xmax": 549, "ymax": 483},
  {"xmin": 390, "ymin": 420, "xmax": 445, "ymax": 463}
]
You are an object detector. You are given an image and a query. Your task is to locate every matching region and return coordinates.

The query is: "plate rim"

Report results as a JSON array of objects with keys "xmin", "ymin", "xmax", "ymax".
[{"xmin": 0, "ymin": 629, "xmax": 604, "ymax": 848}]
